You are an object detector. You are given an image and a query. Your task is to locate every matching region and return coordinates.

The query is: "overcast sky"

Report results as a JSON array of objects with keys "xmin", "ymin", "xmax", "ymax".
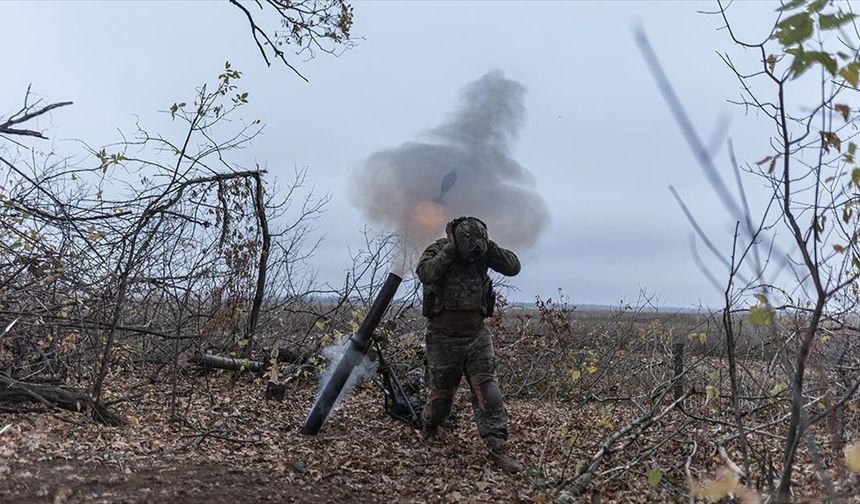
[{"xmin": 3, "ymin": 1, "xmax": 796, "ymax": 308}]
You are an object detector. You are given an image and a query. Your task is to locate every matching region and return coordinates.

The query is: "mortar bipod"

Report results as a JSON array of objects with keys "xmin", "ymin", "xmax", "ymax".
[{"xmin": 371, "ymin": 331, "xmax": 423, "ymax": 429}]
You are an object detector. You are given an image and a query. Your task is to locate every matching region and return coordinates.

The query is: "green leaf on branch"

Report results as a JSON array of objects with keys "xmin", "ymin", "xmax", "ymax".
[
  {"xmin": 820, "ymin": 12, "xmax": 856, "ymax": 30},
  {"xmin": 790, "ymin": 51, "xmax": 815, "ymax": 77},
  {"xmin": 789, "ymin": 48, "xmax": 837, "ymax": 77},
  {"xmin": 847, "ymin": 142, "xmax": 857, "ymax": 163},
  {"xmin": 852, "ymin": 168, "xmax": 860, "ymax": 187},
  {"xmin": 809, "ymin": 51, "xmax": 838, "ymax": 75},
  {"xmin": 839, "ymin": 61, "xmax": 860, "ymax": 87},
  {"xmin": 97, "ymin": 148, "xmax": 108, "ymax": 167},
  {"xmin": 821, "ymin": 131, "xmax": 842, "ymax": 152},
  {"xmin": 87, "ymin": 224, "xmax": 105, "ymax": 242},
  {"xmin": 777, "ymin": 0, "xmax": 807, "ymax": 12},
  {"xmin": 749, "ymin": 303, "xmax": 774, "ymax": 325},
  {"xmin": 169, "ymin": 102, "xmax": 186, "ymax": 120},
  {"xmin": 774, "ymin": 12, "xmax": 814, "ymax": 46},
  {"xmin": 806, "ymin": 0, "xmax": 830, "ymax": 13}
]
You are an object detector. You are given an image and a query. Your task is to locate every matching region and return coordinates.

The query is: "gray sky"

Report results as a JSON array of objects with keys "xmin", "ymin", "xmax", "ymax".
[{"xmin": 2, "ymin": 1, "xmax": 792, "ymax": 307}]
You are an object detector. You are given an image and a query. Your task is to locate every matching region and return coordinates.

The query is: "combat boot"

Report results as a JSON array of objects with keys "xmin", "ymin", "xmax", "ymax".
[
  {"xmin": 488, "ymin": 448, "xmax": 522, "ymax": 474},
  {"xmin": 422, "ymin": 423, "xmax": 439, "ymax": 443},
  {"xmin": 484, "ymin": 437, "xmax": 523, "ymax": 474}
]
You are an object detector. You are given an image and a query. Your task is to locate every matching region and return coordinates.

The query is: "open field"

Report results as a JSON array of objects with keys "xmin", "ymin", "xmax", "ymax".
[
  {"xmin": 1, "ymin": 372, "xmax": 856, "ymax": 503},
  {"xmin": 2, "ymin": 306, "xmax": 859, "ymax": 503}
]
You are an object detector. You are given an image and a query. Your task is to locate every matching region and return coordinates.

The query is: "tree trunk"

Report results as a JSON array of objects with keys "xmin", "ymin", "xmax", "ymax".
[
  {"xmin": 673, "ymin": 342, "xmax": 684, "ymax": 401},
  {"xmin": 244, "ymin": 171, "xmax": 270, "ymax": 356}
]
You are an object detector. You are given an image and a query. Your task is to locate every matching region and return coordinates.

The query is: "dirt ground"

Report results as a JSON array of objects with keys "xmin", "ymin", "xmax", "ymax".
[
  {"xmin": 2, "ymin": 460, "xmax": 371, "ymax": 503},
  {"xmin": 1, "ymin": 372, "xmax": 857, "ymax": 503},
  {"xmin": 1, "ymin": 379, "xmax": 547, "ymax": 504}
]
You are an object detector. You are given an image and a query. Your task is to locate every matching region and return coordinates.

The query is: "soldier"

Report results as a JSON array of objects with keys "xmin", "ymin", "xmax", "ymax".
[{"xmin": 416, "ymin": 216, "xmax": 522, "ymax": 474}]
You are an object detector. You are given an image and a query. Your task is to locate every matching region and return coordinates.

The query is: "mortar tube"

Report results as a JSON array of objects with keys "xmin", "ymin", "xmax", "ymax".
[{"xmin": 300, "ymin": 272, "xmax": 403, "ymax": 435}]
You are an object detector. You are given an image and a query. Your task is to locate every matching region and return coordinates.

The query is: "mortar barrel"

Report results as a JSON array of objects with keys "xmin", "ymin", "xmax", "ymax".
[{"xmin": 300, "ymin": 272, "xmax": 403, "ymax": 435}]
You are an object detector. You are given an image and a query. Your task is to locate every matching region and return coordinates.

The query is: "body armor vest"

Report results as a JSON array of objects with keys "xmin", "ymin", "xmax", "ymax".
[{"xmin": 423, "ymin": 260, "xmax": 495, "ymax": 318}]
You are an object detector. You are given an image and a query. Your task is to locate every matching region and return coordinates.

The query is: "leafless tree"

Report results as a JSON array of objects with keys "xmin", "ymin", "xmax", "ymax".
[
  {"xmin": 636, "ymin": 0, "xmax": 860, "ymax": 500},
  {"xmin": 228, "ymin": 0, "xmax": 354, "ymax": 81},
  {"xmin": 0, "ymin": 63, "xmax": 329, "ymax": 423}
]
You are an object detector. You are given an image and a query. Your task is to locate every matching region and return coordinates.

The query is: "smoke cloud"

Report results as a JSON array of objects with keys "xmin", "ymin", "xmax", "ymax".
[
  {"xmin": 316, "ymin": 339, "xmax": 378, "ymax": 410},
  {"xmin": 350, "ymin": 69, "xmax": 549, "ymax": 258}
]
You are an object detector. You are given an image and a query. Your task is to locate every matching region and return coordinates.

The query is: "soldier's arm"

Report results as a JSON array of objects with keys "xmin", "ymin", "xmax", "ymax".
[
  {"xmin": 486, "ymin": 240, "xmax": 521, "ymax": 276},
  {"xmin": 416, "ymin": 238, "xmax": 457, "ymax": 284}
]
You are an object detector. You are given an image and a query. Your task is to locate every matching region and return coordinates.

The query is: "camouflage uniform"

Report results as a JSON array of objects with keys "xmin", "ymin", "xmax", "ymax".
[{"xmin": 416, "ymin": 217, "xmax": 520, "ymax": 454}]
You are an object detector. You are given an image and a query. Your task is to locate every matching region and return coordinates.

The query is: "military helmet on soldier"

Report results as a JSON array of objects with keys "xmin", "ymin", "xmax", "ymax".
[{"xmin": 450, "ymin": 216, "xmax": 488, "ymax": 262}]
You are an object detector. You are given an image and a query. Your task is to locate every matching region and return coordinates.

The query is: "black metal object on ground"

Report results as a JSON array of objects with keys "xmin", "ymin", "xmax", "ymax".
[
  {"xmin": 300, "ymin": 272, "xmax": 403, "ymax": 435},
  {"xmin": 373, "ymin": 335, "xmax": 422, "ymax": 428},
  {"xmin": 373, "ymin": 333, "xmax": 458, "ymax": 431},
  {"xmin": 265, "ymin": 381, "xmax": 286, "ymax": 401}
]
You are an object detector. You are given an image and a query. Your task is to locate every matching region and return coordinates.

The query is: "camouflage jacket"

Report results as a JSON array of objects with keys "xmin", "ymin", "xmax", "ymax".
[{"xmin": 416, "ymin": 239, "xmax": 520, "ymax": 317}]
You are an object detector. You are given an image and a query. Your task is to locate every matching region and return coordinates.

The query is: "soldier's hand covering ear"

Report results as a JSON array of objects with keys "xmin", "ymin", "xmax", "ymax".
[{"xmin": 437, "ymin": 220, "xmax": 457, "ymax": 257}]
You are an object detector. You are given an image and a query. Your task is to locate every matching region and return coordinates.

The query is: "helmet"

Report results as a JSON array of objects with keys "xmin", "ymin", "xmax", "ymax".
[{"xmin": 451, "ymin": 216, "xmax": 488, "ymax": 262}]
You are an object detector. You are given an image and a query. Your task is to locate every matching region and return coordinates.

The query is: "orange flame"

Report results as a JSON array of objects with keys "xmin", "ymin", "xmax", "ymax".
[{"xmin": 410, "ymin": 201, "xmax": 446, "ymax": 241}]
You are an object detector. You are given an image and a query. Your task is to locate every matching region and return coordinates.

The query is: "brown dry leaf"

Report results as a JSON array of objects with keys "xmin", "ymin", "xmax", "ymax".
[
  {"xmin": 52, "ymin": 486, "xmax": 73, "ymax": 504},
  {"xmin": 1, "ymin": 359, "xmax": 851, "ymax": 503},
  {"xmin": 690, "ymin": 468, "xmax": 760, "ymax": 504},
  {"xmin": 846, "ymin": 441, "xmax": 860, "ymax": 473}
]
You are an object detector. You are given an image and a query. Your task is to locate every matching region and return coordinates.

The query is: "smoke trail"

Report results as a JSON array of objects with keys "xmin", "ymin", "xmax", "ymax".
[
  {"xmin": 350, "ymin": 69, "xmax": 549, "ymax": 257},
  {"xmin": 316, "ymin": 337, "xmax": 378, "ymax": 410}
]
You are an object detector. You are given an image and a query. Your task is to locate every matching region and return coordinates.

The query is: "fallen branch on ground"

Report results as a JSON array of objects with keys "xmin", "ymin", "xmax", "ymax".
[
  {"xmin": 0, "ymin": 374, "xmax": 125, "ymax": 426},
  {"xmin": 563, "ymin": 390, "xmax": 692, "ymax": 496},
  {"xmin": 189, "ymin": 347, "xmax": 308, "ymax": 374}
]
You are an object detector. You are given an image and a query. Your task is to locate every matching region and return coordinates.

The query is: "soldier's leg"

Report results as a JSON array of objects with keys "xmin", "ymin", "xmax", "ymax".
[
  {"xmin": 465, "ymin": 328, "xmax": 521, "ymax": 473},
  {"xmin": 422, "ymin": 332, "xmax": 463, "ymax": 432},
  {"xmin": 423, "ymin": 384, "xmax": 457, "ymax": 431},
  {"xmin": 464, "ymin": 327, "xmax": 509, "ymax": 448}
]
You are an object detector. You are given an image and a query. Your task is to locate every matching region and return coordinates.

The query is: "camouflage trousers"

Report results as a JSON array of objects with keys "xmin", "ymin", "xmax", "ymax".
[{"xmin": 422, "ymin": 326, "xmax": 509, "ymax": 450}]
